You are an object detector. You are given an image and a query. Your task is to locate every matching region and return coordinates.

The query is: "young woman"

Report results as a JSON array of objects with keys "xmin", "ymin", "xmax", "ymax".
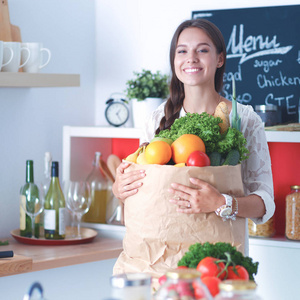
[{"xmin": 112, "ymin": 19, "xmax": 275, "ymax": 255}]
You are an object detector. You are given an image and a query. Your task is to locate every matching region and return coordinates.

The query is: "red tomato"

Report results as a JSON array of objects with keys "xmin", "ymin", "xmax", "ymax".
[
  {"xmin": 158, "ymin": 274, "xmax": 167, "ymax": 285},
  {"xmin": 187, "ymin": 151, "xmax": 210, "ymax": 167},
  {"xmin": 192, "ymin": 281, "xmax": 207, "ymax": 299},
  {"xmin": 227, "ymin": 265, "xmax": 249, "ymax": 280},
  {"xmin": 201, "ymin": 276, "xmax": 221, "ymax": 297},
  {"xmin": 196, "ymin": 257, "xmax": 226, "ymax": 280},
  {"xmin": 177, "ymin": 266, "xmax": 188, "ymax": 269}
]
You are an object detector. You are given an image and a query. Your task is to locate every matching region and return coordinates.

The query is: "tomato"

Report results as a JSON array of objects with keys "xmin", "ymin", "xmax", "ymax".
[
  {"xmin": 227, "ymin": 265, "xmax": 249, "ymax": 280},
  {"xmin": 192, "ymin": 281, "xmax": 207, "ymax": 299},
  {"xmin": 196, "ymin": 257, "xmax": 226, "ymax": 280},
  {"xmin": 158, "ymin": 274, "xmax": 167, "ymax": 285},
  {"xmin": 201, "ymin": 276, "xmax": 221, "ymax": 297},
  {"xmin": 171, "ymin": 134, "xmax": 206, "ymax": 164},
  {"xmin": 187, "ymin": 151, "xmax": 210, "ymax": 167},
  {"xmin": 177, "ymin": 265, "xmax": 188, "ymax": 269}
]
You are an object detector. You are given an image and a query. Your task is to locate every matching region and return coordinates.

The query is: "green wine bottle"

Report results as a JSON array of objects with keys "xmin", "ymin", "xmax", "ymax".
[
  {"xmin": 44, "ymin": 161, "xmax": 66, "ymax": 239},
  {"xmin": 20, "ymin": 160, "xmax": 40, "ymax": 238}
]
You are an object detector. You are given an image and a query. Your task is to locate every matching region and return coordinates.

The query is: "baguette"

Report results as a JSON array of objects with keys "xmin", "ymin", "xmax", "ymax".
[{"xmin": 214, "ymin": 101, "xmax": 230, "ymax": 134}]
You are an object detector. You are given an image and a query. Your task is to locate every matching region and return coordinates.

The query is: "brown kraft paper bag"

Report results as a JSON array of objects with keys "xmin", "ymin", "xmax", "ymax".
[{"xmin": 113, "ymin": 163, "xmax": 245, "ymax": 281}]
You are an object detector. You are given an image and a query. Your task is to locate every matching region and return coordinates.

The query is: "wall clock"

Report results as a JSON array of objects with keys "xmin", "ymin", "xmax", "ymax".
[{"xmin": 105, "ymin": 94, "xmax": 129, "ymax": 127}]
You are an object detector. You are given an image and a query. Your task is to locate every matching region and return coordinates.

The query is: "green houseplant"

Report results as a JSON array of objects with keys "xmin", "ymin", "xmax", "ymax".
[{"xmin": 125, "ymin": 69, "xmax": 169, "ymax": 101}]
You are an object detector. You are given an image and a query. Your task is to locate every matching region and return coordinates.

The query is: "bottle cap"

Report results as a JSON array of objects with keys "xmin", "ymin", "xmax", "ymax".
[{"xmin": 51, "ymin": 161, "xmax": 59, "ymax": 177}]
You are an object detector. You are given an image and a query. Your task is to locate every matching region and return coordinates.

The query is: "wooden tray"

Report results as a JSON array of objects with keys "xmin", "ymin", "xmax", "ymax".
[{"xmin": 10, "ymin": 227, "xmax": 98, "ymax": 246}]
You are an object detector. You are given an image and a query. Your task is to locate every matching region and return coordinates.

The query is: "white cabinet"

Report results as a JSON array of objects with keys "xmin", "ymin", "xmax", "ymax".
[
  {"xmin": 62, "ymin": 126, "xmax": 300, "ymax": 182},
  {"xmin": 62, "ymin": 126, "xmax": 142, "ymax": 182}
]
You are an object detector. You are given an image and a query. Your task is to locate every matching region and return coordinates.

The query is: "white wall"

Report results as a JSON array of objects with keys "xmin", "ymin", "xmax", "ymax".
[
  {"xmin": 0, "ymin": 0, "xmax": 96, "ymax": 238},
  {"xmin": 95, "ymin": 0, "xmax": 300, "ymax": 127}
]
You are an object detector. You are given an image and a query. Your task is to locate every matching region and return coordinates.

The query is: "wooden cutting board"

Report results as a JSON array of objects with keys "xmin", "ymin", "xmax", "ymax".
[
  {"xmin": 265, "ymin": 123, "xmax": 300, "ymax": 131},
  {"xmin": 0, "ymin": 0, "xmax": 22, "ymax": 42},
  {"xmin": 0, "ymin": 254, "xmax": 32, "ymax": 276}
]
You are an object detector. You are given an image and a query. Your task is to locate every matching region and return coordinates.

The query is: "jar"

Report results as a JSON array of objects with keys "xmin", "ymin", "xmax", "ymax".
[
  {"xmin": 285, "ymin": 185, "xmax": 300, "ymax": 240},
  {"xmin": 255, "ymin": 104, "xmax": 281, "ymax": 126},
  {"xmin": 248, "ymin": 216, "xmax": 275, "ymax": 238},
  {"xmin": 154, "ymin": 269, "xmax": 212, "ymax": 300},
  {"xmin": 110, "ymin": 273, "xmax": 152, "ymax": 300},
  {"xmin": 215, "ymin": 280, "xmax": 262, "ymax": 300}
]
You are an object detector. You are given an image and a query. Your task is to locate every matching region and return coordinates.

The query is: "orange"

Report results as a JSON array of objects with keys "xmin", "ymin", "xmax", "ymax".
[
  {"xmin": 145, "ymin": 141, "xmax": 172, "ymax": 165},
  {"xmin": 171, "ymin": 134, "xmax": 206, "ymax": 164}
]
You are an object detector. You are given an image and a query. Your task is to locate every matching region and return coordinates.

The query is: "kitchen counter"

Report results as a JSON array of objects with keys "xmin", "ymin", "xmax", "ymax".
[{"xmin": 0, "ymin": 225, "xmax": 124, "ymax": 277}]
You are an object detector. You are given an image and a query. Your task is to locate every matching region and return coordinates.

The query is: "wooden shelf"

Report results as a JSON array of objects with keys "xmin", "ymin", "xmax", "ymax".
[{"xmin": 0, "ymin": 72, "xmax": 80, "ymax": 87}]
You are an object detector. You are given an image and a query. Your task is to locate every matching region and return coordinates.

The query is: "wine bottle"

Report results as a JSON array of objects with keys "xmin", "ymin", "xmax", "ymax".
[
  {"xmin": 44, "ymin": 161, "xmax": 66, "ymax": 239},
  {"xmin": 42, "ymin": 152, "xmax": 52, "ymax": 194},
  {"xmin": 40, "ymin": 152, "xmax": 52, "ymax": 231},
  {"xmin": 82, "ymin": 152, "xmax": 109, "ymax": 223},
  {"xmin": 20, "ymin": 160, "xmax": 40, "ymax": 238}
]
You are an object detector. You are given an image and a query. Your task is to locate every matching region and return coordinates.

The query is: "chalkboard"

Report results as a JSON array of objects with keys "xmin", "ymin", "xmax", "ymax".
[{"xmin": 192, "ymin": 5, "xmax": 300, "ymax": 123}]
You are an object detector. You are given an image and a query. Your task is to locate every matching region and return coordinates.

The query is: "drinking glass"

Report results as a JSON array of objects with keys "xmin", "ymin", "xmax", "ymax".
[
  {"xmin": 20, "ymin": 183, "xmax": 44, "ymax": 239},
  {"xmin": 64, "ymin": 181, "xmax": 91, "ymax": 238}
]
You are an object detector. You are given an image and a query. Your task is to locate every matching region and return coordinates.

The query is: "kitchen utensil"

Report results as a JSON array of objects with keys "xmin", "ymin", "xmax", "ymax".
[
  {"xmin": 23, "ymin": 282, "xmax": 47, "ymax": 300},
  {"xmin": 0, "ymin": 0, "xmax": 22, "ymax": 42},
  {"xmin": 0, "ymin": 250, "xmax": 13, "ymax": 258},
  {"xmin": 255, "ymin": 104, "xmax": 281, "ymax": 126},
  {"xmin": 100, "ymin": 157, "xmax": 115, "ymax": 182},
  {"xmin": 107, "ymin": 154, "xmax": 122, "ymax": 180}
]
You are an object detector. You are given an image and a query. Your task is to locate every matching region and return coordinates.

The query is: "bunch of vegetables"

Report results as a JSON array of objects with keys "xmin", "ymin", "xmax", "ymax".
[
  {"xmin": 158, "ymin": 242, "xmax": 258, "ymax": 298},
  {"xmin": 125, "ymin": 101, "xmax": 249, "ymax": 167},
  {"xmin": 156, "ymin": 111, "xmax": 249, "ymax": 166}
]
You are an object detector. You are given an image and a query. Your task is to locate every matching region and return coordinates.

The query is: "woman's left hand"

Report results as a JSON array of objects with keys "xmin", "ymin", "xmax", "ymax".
[{"xmin": 168, "ymin": 177, "xmax": 225, "ymax": 213}]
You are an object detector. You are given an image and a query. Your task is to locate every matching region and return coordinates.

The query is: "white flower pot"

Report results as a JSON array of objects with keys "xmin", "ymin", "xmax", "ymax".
[{"xmin": 131, "ymin": 97, "xmax": 164, "ymax": 129}]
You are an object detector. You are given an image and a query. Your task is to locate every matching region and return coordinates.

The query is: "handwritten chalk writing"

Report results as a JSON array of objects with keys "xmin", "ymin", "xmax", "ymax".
[
  {"xmin": 253, "ymin": 59, "xmax": 283, "ymax": 73},
  {"xmin": 297, "ymin": 51, "xmax": 300, "ymax": 64},
  {"xmin": 265, "ymin": 93, "xmax": 297, "ymax": 115},
  {"xmin": 223, "ymin": 83, "xmax": 252, "ymax": 104},
  {"xmin": 227, "ymin": 24, "xmax": 293, "ymax": 64},
  {"xmin": 257, "ymin": 72, "xmax": 300, "ymax": 88},
  {"xmin": 223, "ymin": 65, "xmax": 242, "ymax": 82}
]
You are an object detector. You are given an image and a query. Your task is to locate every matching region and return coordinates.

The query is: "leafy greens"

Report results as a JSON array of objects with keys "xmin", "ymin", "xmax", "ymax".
[{"xmin": 156, "ymin": 112, "xmax": 249, "ymax": 163}]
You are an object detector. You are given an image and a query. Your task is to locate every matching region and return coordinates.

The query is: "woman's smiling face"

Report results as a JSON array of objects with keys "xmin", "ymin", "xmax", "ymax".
[{"xmin": 174, "ymin": 27, "xmax": 223, "ymax": 88}]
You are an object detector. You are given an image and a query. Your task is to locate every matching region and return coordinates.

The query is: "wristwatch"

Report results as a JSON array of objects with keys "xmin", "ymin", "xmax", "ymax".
[{"xmin": 215, "ymin": 194, "xmax": 233, "ymax": 219}]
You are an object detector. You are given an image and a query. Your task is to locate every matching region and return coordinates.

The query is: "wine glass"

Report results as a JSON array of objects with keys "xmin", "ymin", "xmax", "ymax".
[
  {"xmin": 20, "ymin": 183, "xmax": 44, "ymax": 239},
  {"xmin": 64, "ymin": 181, "xmax": 91, "ymax": 239}
]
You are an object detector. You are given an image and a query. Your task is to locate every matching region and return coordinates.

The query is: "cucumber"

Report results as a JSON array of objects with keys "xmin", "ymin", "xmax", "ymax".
[
  {"xmin": 223, "ymin": 149, "xmax": 240, "ymax": 166},
  {"xmin": 209, "ymin": 152, "xmax": 222, "ymax": 166}
]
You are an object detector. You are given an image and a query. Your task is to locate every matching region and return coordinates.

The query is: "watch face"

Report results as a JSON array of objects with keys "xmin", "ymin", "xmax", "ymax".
[
  {"xmin": 105, "ymin": 102, "xmax": 129, "ymax": 127},
  {"xmin": 220, "ymin": 207, "xmax": 232, "ymax": 217}
]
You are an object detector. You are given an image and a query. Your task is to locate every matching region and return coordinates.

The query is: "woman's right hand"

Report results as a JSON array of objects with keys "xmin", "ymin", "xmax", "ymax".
[{"xmin": 112, "ymin": 162, "xmax": 146, "ymax": 203}]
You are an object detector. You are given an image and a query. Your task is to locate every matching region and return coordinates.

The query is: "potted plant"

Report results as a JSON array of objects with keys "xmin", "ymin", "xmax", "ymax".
[{"xmin": 125, "ymin": 69, "xmax": 169, "ymax": 128}]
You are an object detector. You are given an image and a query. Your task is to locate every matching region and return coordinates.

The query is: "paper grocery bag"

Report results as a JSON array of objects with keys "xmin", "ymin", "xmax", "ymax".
[{"xmin": 113, "ymin": 163, "xmax": 245, "ymax": 280}]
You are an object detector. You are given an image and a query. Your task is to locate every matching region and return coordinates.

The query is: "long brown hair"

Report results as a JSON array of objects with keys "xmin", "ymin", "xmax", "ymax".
[{"xmin": 156, "ymin": 19, "xmax": 227, "ymax": 134}]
